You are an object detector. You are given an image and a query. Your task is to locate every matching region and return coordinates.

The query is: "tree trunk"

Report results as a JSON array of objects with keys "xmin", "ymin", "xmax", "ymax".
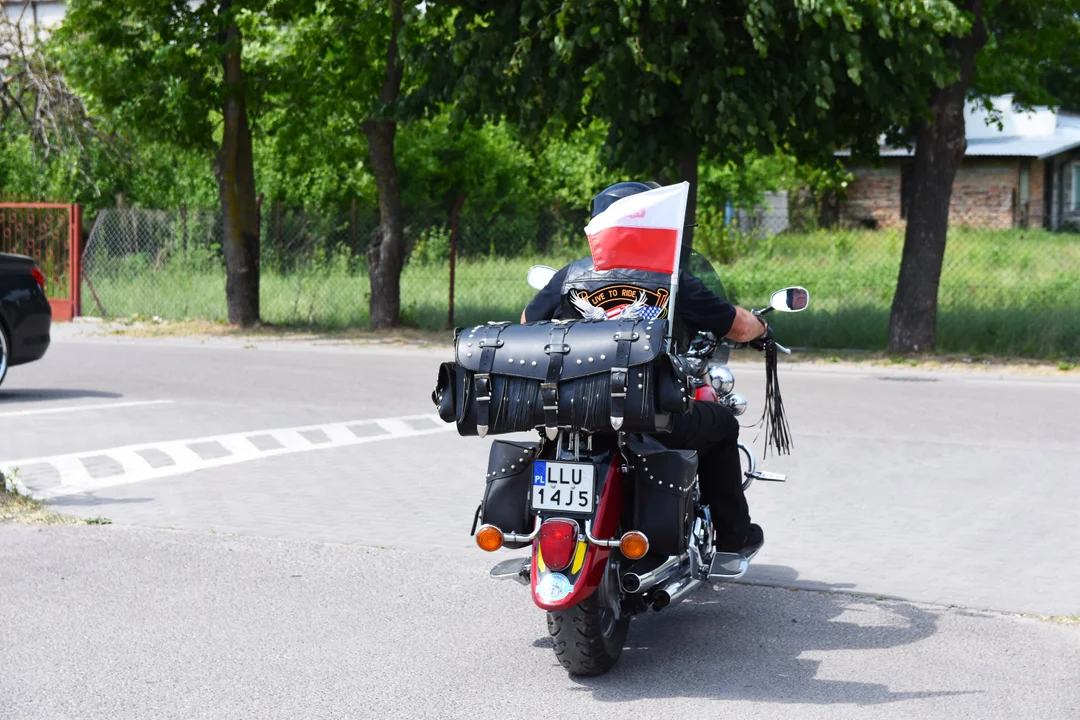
[
  {"xmin": 887, "ymin": 1, "xmax": 986, "ymax": 353},
  {"xmin": 676, "ymin": 148, "xmax": 699, "ymax": 248},
  {"xmin": 213, "ymin": 1, "xmax": 260, "ymax": 327},
  {"xmin": 365, "ymin": 120, "xmax": 406, "ymax": 329},
  {"xmin": 365, "ymin": 0, "xmax": 405, "ymax": 330}
]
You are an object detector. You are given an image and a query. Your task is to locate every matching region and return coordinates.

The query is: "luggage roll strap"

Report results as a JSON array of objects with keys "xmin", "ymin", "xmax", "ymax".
[
  {"xmin": 610, "ymin": 318, "xmax": 639, "ymax": 430},
  {"xmin": 474, "ymin": 322, "xmax": 508, "ymax": 437},
  {"xmin": 541, "ymin": 323, "xmax": 571, "ymax": 440}
]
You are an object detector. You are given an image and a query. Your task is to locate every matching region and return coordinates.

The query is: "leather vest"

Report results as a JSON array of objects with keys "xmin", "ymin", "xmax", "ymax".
[{"xmin": 560, "ymin": 258, "xmax": 690, "ymax": 349}]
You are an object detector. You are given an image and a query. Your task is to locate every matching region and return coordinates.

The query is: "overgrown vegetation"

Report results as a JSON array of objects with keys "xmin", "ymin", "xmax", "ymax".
[
  {"xmin": 81, "ymin": 227, "xmax": 1080, "ymax": 357},
  {"xmin": 0, "ymin": 472, "xmax": 75, "ymax": 525}
]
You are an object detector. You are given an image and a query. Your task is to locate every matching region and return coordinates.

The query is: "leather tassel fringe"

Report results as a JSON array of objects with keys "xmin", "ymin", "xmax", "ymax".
[{"xmin": 761, "ymin": 339, "xmax": 792, "ymax": 455}]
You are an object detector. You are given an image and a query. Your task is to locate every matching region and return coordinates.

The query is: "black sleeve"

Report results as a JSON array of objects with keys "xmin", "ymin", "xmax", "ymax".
[
  {"xmin": 677, "ymin": 272, "xmax": 737, "ymax": 338},
  {"xmin": 523, "ymin": 266, "xmax": 569, "ymax": 322}
]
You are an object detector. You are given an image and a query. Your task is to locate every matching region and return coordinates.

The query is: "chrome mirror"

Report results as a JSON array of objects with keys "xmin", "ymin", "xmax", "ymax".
[
  {"xmin": 769, "ymin": 286, "xmax": 810, "ymax": 313},
  {"xmin": 527, "ymin": 265, "xmax": 557, "ymax": 290}
]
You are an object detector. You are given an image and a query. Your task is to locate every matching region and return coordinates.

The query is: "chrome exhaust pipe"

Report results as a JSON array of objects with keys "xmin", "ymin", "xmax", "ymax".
[
  {"xmin": 621, "ymin": 554, "xmax": 688, "ymax": 594},
  {"xmin": 651, "ymin": 575, "xmax": 703, "ymax": 611}
]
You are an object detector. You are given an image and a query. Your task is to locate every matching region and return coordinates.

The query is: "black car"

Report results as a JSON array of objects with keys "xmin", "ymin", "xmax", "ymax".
[{"xmin": 0, "ymin": 253, "xmax": 52, "ymax": 387}]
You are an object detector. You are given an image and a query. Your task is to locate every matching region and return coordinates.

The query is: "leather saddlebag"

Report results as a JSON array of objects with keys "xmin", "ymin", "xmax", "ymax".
[
  {"xmin": 627, "ymin": 435, "xmax": 698, "ymax": 557},
  {"xmin": 432, "ymin": 318, "xmax": 691, "ymax": 438},
  {"xmin": 481, "ymin": 439, "xmax": 539, "ymax": 548}
]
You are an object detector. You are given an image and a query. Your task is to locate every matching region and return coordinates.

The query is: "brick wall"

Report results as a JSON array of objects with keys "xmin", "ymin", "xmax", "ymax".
[
  {"xmin": 842, "ymin": 157, "xmax": 1038, "ymax": 230},
  {"xmin": 840, "ymin": 165, "xmax": 903, "ymax": 228},
  {"xmin": 949, "ymin": 159, "xmax": 1020, "ymax": 229}
]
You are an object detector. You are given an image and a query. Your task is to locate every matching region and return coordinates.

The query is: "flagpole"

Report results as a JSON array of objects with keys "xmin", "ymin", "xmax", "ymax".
[{"xmin": 665, "ymin": 182, "xmax": 690, "ymax": 353}]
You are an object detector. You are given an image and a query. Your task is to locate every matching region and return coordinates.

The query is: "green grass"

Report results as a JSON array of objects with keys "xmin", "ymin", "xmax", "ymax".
[{"xmin": 81, "ymin": 227, "xmax": 1080, "ymax": 357}]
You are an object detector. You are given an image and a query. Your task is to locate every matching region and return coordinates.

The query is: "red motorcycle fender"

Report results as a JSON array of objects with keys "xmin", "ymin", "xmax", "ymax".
[
  {"xmin": 530, "ymin": 458, "xmax": 623, "ymax": 612},
  {"xmin": 695, "ymin": 384, "xmax": 718, "ymax": 402}
]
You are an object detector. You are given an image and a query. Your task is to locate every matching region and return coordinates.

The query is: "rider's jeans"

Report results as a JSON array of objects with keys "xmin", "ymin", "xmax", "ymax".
[{"xmin": 659, "ymin": 401, "xmax": 751, "ymax": 550}]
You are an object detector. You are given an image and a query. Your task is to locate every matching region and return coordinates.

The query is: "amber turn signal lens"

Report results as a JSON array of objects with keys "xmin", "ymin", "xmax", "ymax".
[
  {"xmin": 476, "ymin": 525, "xmax": 504, "ymax": 552},
  {"xmin": 619, "ymin": 531, "xmax": 649, "ymax": 560}
]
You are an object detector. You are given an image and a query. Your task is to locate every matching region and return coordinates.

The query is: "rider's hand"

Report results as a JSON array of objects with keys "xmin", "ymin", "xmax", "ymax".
[
  {"xmin": 747, "ymin": 316, "xmax": 773, "ymax": 351},
  {"xmin": 726, "ymin": 306, "xmax": 771, "ymax": 343}
]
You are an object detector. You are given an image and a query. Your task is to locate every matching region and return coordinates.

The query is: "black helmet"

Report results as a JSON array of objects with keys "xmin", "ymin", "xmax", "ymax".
[{"xmin": 590, "ymin": 181, "xmax": 661, "ymax": 218}]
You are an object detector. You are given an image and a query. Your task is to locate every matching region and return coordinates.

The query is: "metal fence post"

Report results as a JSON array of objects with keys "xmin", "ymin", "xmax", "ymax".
[
  {"xmin": 181, "ymin": 203, "xmax": 188, "ymax": 256},
  {"xmin": 350, "ymin": 199, "xmax": 358, "ymax": 253},
  {"xmin": 448, "ymin": 194, "xmax": 466, "ymax": 328},
  {"xmin": 70, "ymin": 203, "xmax": 82, "ymax": 317}
]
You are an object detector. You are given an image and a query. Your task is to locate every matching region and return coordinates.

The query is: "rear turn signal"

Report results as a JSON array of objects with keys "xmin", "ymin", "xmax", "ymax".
[
  {"xmin": 30, "ymin": 267, "xmax": 45, "ymax": 291},
  {"xmin": 619, "ymin": 531, "xmax": 649, "ymax": 560},
  {"xmin": 475, "ymin": 525, "xmax": 504, "ymax": 552}
]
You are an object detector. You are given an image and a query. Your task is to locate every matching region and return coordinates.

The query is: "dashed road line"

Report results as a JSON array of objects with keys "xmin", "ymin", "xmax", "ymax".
[
  {"xmin": 1, "ymin": 413, "xmax": 453, "ymax": 499},
  {"xmin": 0, "ymin": 399, "xmax": 174, "ymax": 419}
]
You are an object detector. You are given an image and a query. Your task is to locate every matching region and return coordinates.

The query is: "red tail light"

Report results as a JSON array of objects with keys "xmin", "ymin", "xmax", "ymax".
[
  {"xmin": 538, "ymin": 519, "xmax": 579, "ymax": 571},
  {"xmin": 30, "ymin": 267, "xmax": 46, "ymax": 292}
]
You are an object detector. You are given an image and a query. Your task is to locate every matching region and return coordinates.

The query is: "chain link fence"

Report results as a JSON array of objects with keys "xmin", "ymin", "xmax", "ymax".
[{"xmin": 80, "ymin": 202, "xmax": 1080, "ymax": 357}]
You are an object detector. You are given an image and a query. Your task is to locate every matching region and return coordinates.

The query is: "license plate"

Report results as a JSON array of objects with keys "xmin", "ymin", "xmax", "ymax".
[{"xmin": 531, "ymin": 461, "xmax": 596, "ymax": 515}]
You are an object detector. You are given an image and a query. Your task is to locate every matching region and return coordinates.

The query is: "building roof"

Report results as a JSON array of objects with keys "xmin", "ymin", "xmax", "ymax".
[
  {"xmin": 837, "ymin": 129, "xmax": 1080, "ymax": 160},
  {"xmin": 836, "ymin": 96, "xmax": 1080, "ymax": 160}
]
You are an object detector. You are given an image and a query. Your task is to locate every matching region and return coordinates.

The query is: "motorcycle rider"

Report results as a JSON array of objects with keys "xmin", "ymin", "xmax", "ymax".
[{"xmin": 522, "ymin": 181, "xmax": 768, "ymax": 553}]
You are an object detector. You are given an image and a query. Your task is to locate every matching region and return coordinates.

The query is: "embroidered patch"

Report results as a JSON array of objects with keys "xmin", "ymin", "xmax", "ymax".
[{"xmin": 573, "ymin": 285, "xmax": 669, "ymax": 320}]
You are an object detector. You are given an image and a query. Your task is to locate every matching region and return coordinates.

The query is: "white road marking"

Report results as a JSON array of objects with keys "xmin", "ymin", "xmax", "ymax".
[
  {"xmin": 376, "ymin": 418, "xmax": 415, "ymax": 434},
  {"xmin": 216, "ymin": 435, "xmax": 260, "ymax": 460},
  {"xmin": 271, "ymin": 430, "xmax": 311, "ymax": 450},
  {"xmin": 0, "ymin": 399, "xmax": 174, "ymax": 419},
  {"xmin": 0, "ymin": 413, "xmax": 455, "ymax": 500}
]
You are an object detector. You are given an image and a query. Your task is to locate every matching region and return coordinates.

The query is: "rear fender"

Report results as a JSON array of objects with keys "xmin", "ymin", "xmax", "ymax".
[{"xmin": 531, "ymin": 458, "xmax": 623, "ymax": 611}]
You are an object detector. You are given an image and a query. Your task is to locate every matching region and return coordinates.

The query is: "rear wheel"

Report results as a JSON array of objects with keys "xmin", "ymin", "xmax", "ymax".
[{"xmin": 546, "ymin": 563, "xmax": 629, "ymax": 676}]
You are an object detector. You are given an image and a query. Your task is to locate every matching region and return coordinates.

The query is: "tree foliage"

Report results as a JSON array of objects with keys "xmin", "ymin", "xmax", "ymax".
[
  {"xmin": 54, "ymin": 0, "xmax": 280, "ymax": 152},
  {"xmin": 0, "ymin": 4, "xmax": 118, "ymax": 195},
  {"xmin": 423, "ymin": 1, "xmax": 964, "ymax": 180}
]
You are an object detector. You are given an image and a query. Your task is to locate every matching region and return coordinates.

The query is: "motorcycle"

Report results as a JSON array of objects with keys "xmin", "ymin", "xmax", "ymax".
[{"xmin": 472, "ymin": 253, "xmax": 809, "ymax": 676}]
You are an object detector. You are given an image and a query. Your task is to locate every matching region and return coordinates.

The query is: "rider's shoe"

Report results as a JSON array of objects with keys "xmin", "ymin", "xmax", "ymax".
[{"xmin": 717, "ymin": 523, "xmax": 764, "ymax": 554}]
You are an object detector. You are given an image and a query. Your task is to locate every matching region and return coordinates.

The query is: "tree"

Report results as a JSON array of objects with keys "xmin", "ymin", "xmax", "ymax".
[
  {"xmin": 56, "ymin": 0, "xmax": 274, "ymax": 326},
  {"xmin": 887, "ymin": 0, "xmax": 1080, "ymax": 353},
  {"xmin": 0, "ymin": 3, "xmax": 107, "ymax": 189},
  {"xmin": 422, "ymin": 0, "xmax": 963, "ymax": 246},
  {"xmin": 271, "ymin": 0, "xmax": 417, "ymax": 329}
]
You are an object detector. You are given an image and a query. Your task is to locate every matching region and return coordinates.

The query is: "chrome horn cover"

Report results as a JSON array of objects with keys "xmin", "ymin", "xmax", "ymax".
[
  {"xmin": 707, "ymin": 365, "xmax": 734, "ymax": 397},
  {"xmin": 720, "ymin": 392, "xmax": 747, "ymax": 416}
]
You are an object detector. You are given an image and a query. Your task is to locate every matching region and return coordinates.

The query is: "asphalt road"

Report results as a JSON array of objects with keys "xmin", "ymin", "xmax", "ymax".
[{"xmin": 2, "ymin": 331, "xmax": 1079, "ymax": 719}]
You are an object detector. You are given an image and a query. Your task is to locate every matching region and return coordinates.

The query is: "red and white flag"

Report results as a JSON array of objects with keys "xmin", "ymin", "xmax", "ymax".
[{"xmin": 584, "ymin": 182, "xmax": 689, "ymax": 275}]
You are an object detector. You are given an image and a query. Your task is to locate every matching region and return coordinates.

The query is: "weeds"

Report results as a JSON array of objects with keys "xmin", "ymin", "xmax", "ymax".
[
  {"xmin": 1, "ymin": 469, "xmax": 110, "ymax": 526},
  {"xmin": 1, "ymin": 470, "xmax": 74, "ymax": 525}
]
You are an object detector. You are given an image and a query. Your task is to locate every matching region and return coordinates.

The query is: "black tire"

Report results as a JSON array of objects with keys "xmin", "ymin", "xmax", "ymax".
[
  {"xmin": 547, "ymin": 592, "xmax": 630, "ymax": 676},
  {"xmin": 0, "ymin": 321, "xmax": 9, "ymax": 389}
]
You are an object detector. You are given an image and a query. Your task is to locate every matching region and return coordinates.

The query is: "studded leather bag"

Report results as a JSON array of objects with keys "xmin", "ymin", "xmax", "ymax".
[{"xmin": 432, "ymin": 317, "xmax": 692, "ymax": 438}]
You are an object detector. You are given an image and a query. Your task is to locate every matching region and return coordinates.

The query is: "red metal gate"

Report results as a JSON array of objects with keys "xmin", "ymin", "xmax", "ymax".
[{"xmin": 0, "ymin": 202, "xmax": 82, "ymax": 321}]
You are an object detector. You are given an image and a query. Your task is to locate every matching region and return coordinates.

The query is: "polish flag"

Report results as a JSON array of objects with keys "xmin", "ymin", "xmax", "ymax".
[{"xmin": 584, "ymin": 182, "xmax": 689, "ymax": 275}]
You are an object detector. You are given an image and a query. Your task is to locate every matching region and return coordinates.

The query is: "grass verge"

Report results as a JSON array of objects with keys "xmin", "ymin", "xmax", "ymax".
[
  {"xmin": 79, "ymin": 227, "xmax": 1080, "ymax": 358},
  {"xmin": 86, "ymin": 320, "xmax": 1080, "ymax": 376},
  {"xmin": 1, "ymin": 472, "xmax": 109, "ymax": 525},
  {"xmin": 0, "ymin": 486, "xmax": 75, "ymax": 525}
]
